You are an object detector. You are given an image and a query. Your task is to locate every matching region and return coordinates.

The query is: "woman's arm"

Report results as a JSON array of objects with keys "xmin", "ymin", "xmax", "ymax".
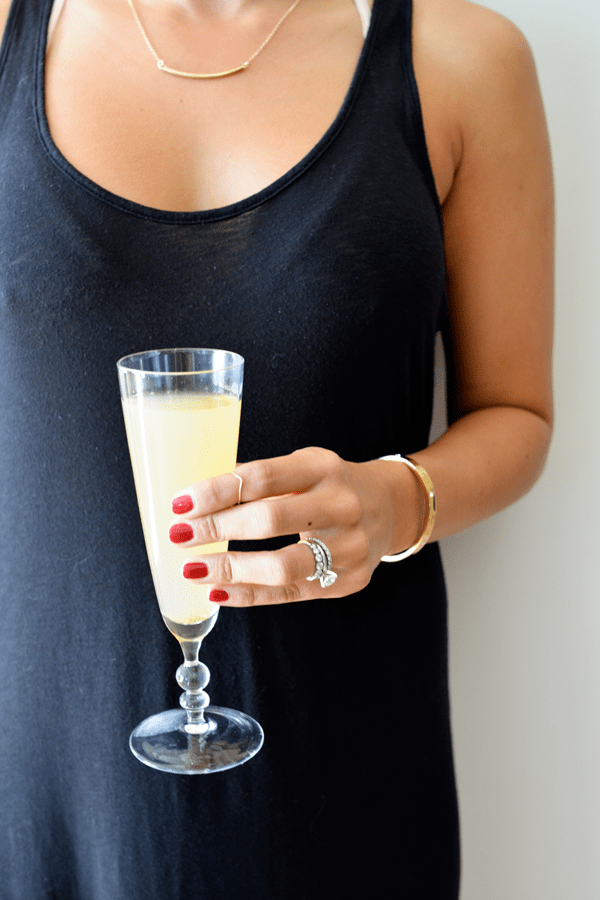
[
  {"xmin": 169, "ymin": 0, "xmax": 554, "ymax": 605},
  {"xmin": 387, "ymin": 0, "xmax": 554, "ymax": 547}
]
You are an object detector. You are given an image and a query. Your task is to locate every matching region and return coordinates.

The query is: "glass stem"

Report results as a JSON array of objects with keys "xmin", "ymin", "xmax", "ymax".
[{"xmin": 176, "ymin": 639, "xmax": 212, "ymax": 735}]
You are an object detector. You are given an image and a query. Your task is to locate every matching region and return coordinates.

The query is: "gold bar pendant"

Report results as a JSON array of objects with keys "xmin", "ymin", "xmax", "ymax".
[{"xmin": 157, "ymin": 60, "xmax": 249, "ymax": 79}]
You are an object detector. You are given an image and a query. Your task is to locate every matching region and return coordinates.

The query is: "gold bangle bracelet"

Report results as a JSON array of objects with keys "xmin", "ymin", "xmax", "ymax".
[{"xmin": 379, "ymin": 455, "xmax": 437, "ymax": 562}]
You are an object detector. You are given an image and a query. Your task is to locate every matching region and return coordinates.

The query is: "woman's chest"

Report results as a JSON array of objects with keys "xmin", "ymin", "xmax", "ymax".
[{"xmin": 45, "ymin": 0, "xmax": 367, "ymax": 211}]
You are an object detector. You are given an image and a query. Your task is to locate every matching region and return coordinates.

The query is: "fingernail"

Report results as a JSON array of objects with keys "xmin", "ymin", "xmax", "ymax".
[
  {"xmin": 172, "ymin": 494, "xmax": 193, "ymax": 514},
  {"xmin": 183, "ymin": 562, "xmax": 208, "ymax": 579},
  {"xmin": 209, "ymin": 589, "xmax": 229, "ymax": 603},
  {"xmin": 169, "ymin": 523, "xmax": 194, "ymax": 544}
]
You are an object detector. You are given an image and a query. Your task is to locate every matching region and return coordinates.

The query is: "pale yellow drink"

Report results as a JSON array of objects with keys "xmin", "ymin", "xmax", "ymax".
[{"xmin": 121, "ymin": 392, "xmax": 241, "ymax": 632}]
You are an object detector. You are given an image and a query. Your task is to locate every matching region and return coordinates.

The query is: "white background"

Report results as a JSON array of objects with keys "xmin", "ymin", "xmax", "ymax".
[{"xmin": 438, "ymin": 1, "xmax": 600, "ymax": 896}]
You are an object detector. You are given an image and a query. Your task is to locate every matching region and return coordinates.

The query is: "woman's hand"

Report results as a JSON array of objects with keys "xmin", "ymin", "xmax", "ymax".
[{"xmin": 168, "ymin": 447, "xmax": 423, "ymax": 607}]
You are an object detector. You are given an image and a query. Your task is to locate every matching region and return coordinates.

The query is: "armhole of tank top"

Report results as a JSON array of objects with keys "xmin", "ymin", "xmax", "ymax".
[
  {"xmin": 0, "ymin": 0, "xmax": 21, "ymax": 82},
  {"xmin": 401, "ymin": 1, "xmax": 449, "ymax": 374},
  {"xmin": 402, "ymin": 0, "xmax": 444, "ymax": 234}
]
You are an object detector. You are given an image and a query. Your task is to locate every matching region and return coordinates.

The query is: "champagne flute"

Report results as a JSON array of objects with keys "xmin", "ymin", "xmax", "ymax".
[{"xmin": 117, "ymin": 348, "xmax": 263, "ymax": 774}]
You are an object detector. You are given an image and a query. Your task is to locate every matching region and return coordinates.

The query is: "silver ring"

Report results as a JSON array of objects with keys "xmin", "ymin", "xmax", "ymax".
[
  {"xmin": 309, "ymin": 537, "xmax": 333, "ymax": 572},
  {"xmin": 298, "ymin": 539, "xmax": 325, "ymax": 581},
  {"xmin": 298, "ymin": 538, "xmax": 338, "ymax": 589}
]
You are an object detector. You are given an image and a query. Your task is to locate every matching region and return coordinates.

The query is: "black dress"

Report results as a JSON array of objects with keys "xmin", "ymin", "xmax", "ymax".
[{"xmin": 0, "ymin": 0, "xmax": 460, "ymax": 896}]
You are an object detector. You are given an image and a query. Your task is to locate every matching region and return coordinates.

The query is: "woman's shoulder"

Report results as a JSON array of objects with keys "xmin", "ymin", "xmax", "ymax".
[
  {"xmin": 414, "ymin": 0, "xmax": 536, "ymax": 90},
  {"xmin": 414, "ymin": 0, "xmax": 543, "ymax": 158},
  {"xmin": 413, "ymin": 0, "xmax": 542, "ymax": 205},
  {"xmin": 415, "ymin": 0, "xmax": 529, "ymax": 40}
]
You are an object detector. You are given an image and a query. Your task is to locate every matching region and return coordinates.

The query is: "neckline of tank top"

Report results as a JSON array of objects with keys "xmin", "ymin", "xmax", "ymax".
[{"xmin": 36, "ymin": 0, "xmax": 378, "ymax": 225}]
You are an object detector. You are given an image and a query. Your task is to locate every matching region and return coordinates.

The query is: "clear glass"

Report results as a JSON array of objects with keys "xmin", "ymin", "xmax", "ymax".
[{"xmin": 117, "ymin": 349, "xmax": 263, "ymax": 774}]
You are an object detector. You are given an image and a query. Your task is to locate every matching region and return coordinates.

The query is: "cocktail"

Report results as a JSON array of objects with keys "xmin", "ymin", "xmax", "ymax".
[{"xmin": 117, "ymin": 348, "xmax": 263, "ymax": 774}]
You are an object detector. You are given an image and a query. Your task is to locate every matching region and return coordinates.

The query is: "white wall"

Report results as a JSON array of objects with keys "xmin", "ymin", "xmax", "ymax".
[{"xmin": 440, "ymin": 1, "xmax": 600, "ymax": 896}]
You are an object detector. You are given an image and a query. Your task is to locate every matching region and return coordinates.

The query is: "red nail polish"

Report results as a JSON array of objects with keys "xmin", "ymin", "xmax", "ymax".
[
  {"xmin": 209, "ymin": 589, "xmax": 229, "ymax": 603},
  {"xmin": 172, "ymin": 494, "xmax": 193, "ymax": 514},
  {"xmin": 169, "ymin": 523, "xmax": 194, "ymax": 544},
  {"xmin": 183, "ymin": 562, "xmax": 208, "ymax": 579}
]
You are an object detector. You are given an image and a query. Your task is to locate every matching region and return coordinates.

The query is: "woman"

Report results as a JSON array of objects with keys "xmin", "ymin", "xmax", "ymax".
[{"xmin": 0, "ymin": 0, "xmax": 553, "ymax": 898}]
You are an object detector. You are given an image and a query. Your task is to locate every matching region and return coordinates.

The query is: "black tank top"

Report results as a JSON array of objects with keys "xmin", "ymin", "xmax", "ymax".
[{"xmin": 0, "ymin": 0, "xmax": 459, "ymax": 897}]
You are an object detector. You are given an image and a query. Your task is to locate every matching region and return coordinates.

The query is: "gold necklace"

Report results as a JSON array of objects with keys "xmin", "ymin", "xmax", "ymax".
[{"xmin": 126, "ymin": 0, "xmax": 305, "ymax": 79}]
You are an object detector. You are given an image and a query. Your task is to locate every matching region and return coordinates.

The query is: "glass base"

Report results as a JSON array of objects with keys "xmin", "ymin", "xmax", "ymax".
[{"xmin": 130, "ymin": 707, "xmax": 264, "ymax": 774}]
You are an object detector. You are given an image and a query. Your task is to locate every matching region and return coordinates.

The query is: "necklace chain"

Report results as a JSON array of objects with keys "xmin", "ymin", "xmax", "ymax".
[{"xmin": 126, "ymin": 0, "xmax": 305, "ymax": 79}]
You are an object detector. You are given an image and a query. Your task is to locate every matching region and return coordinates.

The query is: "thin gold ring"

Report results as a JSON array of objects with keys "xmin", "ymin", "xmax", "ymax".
[{"xmin": 231, "ymin": 472, "xmax": 243, "ymax": 505}]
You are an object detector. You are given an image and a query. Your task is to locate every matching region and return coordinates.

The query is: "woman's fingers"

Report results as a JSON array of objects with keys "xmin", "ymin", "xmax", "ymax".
[
  {"xmin": 168, "ymin": 493, "xmax": 324, "ymax": 545},
  {"xmin": 166, "ymin": 447, "xmax": 382, "ymax": 606},
  {"xmin": 171, "ymin": 447, "xmax": 346, "ymax": 518},
  {"xmin": 207, "ymin": 582, "xmax": 307, "ymax": 608},
  {"xmin": 182, "ymin": 542, "xmax": 326, "ymax": 588},
  {"xmin": 181, "ymin": 546, "xmax": 345, "ymax": 608},
  {"xmin": 178, "ymin": 530, "xmax": 372, "ymax": 608},
  {"xmin": 169, "ymin": 481, "xmax": 359, "ymax": 546}
]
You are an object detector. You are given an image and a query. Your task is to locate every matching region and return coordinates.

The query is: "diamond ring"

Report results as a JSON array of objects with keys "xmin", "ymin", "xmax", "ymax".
[{"xmin": 298, "ymin": 538, "xmax": 338, "ymax": 589}]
